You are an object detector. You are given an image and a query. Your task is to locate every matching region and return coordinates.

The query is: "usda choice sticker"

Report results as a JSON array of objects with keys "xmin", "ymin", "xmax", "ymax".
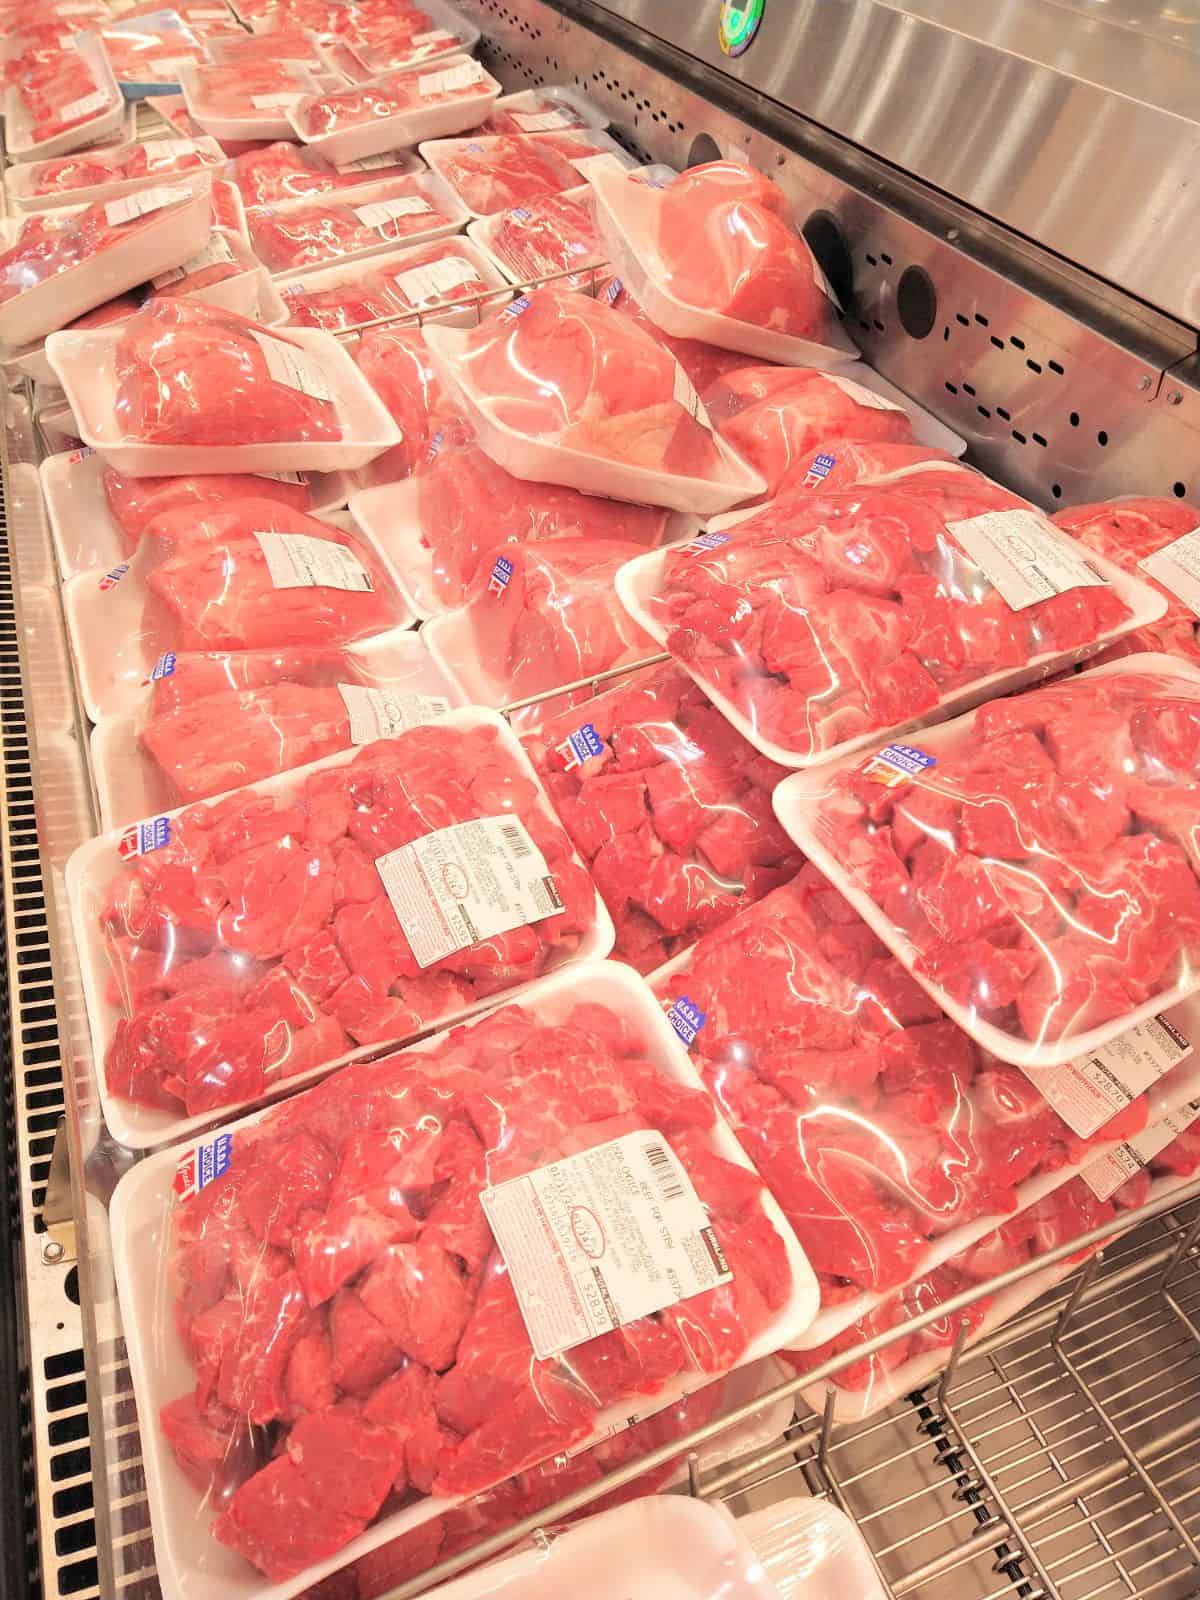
[
  {"xmin": 557, "ymin": 721, "xmax": 605, "ymax": 770},
  {"xmin": 667, "ymin": 997, "xmax": 706, "ymax": 1046},
  {"xmin": 118, "ymin": 816, "xmax": 170, "ymax": 858},
  {"xmin": 860, "ymin": 742, "xmax": 937, "ymax": 788},
  {"xmin": 174, "ymin": 1132, "xmax": 233, "ymax": 1199}
]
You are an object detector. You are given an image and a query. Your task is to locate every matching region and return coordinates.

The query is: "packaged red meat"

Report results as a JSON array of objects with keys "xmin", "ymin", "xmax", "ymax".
[
  {"xmin": 524, "ymin": 662, "xmax": 802, "ymax": 973},
  {"xmin": 207, "ymin": 26, "xmax": 326, "ymax": 66},
  {"xmin": 652, "ymin": 869, "xmax": 1200, "ymax": 1349},
  {"xmin": 480, "ymin": 85, "xmax": 609, "ymax": 138},
  {"xmin": 227, "ymin": 139, "xmax": 422, "ymax": 209},
  {"xmin": 4, "ymin": 31, "xmax": 125, "ymax": 161},
  {"xmin": 92, "ymin": 630, "xmax": 465, "ymax": 826},
  {"xmin": 248, "ymin": 173, "xmax": 466, "ymax": 275},
  {"xmin": 45, "ymin": 297, "xmax": 402, "ymax": 474},
  {"xmin": 351, "ymin": 433, "xmax": 678, "ymax": 616},
  {"xmin": 70, "ymin": 714, "xmax": 613, "ymax": 1146},
  {"xmin": 776, "ymin": 654, "xmax": 1200, "ymax": 1067},
  {"xmin": 618, "ymin": 479, "xmax": 1165, "ymax": 765},
  {"xmin": 148, "ymin": 91, "xmax": 207, "ymax": 139},
  {"xmin": 784, "ymin": 438, "xmax": 963, "ymax": 495},
  {"xmin": 333, "ymin": 6, "xmax": 482, "ymax": 75},
  {"xmin": 179, "ymin": 57, "xmax": 324, "ymax": 141},
  {"xmin": 1053, "ymin": 496, "xmax": 1200, "ymax": 664},
  {"xmin": 423, "ymin": 289, "xmax": 766, "ymax": 514},
  {"xmin": 101, "ymin": 14, "xmax": 206, "ymax": 93},
  {"xmin": 604, "ymin": 275, "xmax": 764, "ymax": 397},
  {"xmin": 469, "ymin": 185, "xmax": 609, "ymax": 293},
  {"xmin": 0, "ymin": 181, "xmax": 211, "ymax": 349},
  {"xmin": 421, "ymin": 537, "xmax": 661, "ymax": 729},
  {"xmin": 157, "ymin": 1, "xmax": 243, "ymax": 36},
  {"xmin": 348, "ymin": 325, "xmax": 459, "ymax": 491},
  {"xmin": 419, "ymin": 132, "xmax": 605, "ymax": 219},
  {"xmin": 279, "ymin": 238, "xmax": 506, "ymax": 334},
  {"xmin": 590, "ymin": 160, "xmax": 859, "ymax": 366},
  {"xmin": 288, "ymin": 57, "xmax": 502, "ymax": 165},
  {"xmin": 6, "ymin": 136, "xmax": 224, "ymax": 209},
  {"xmin": 108, "ymin": 960, "xmax": 813, "ymax": 1597}
]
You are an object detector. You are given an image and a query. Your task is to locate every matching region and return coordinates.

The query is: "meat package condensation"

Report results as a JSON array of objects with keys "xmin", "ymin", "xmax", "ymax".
[
  {"xmin": 68, "ymin": 713, "xmax": 609, "ymax": 1143},
  {"xmin": 1053, "ymin": 495, "xmax": 1200, "ymax": 663},
  {"xmin": 651, "ymin": 867, "xmax": 1197, "ymax": 1347},
  {"xmin": 422, "ymin": 288, "xmax": 766, "ymax": 514},
  {"xmin": 524, "ymin": 662, "xmax": 803, "ymax": 973},
  {"xmin": 589, "ymin": 160, "xmax": 859, "ymax": 366},
  {"xmin": 227, "ymin": 140, "xmax": 421, "ymax": 209},
  {"xmin": 777, "ymin": 656, "xmax": 1200, "ymax": 1066},
  {"xmin": 618, "ymin": 475, "xmax": 1166, "ymax": 765},
  {"xmin": 247, "ymin": 175, "xmax": 464, "ymax": 274},
  {"xmin": 288, "ymin": 57, "xmax": 503, "ymax": 165},
  {"xmin": 108, "ymin": 963, "xmax": 814, "ymax": 1596}
]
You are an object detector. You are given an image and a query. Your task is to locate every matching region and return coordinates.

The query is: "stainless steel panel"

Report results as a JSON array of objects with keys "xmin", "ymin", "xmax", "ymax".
[{"xmin": 565, "ymin": 0, "xmax": 1200, "ymax": 330}]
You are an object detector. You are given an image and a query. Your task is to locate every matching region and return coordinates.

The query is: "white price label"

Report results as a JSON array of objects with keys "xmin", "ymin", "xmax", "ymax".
[
  {"xmin": 59, "ymin": 89, "xmax": 111, "ymax": 121},
  {"xmin": 672, "ymin": 360, "xmax": 711, "ymax": 430},
  {"xmin": 150, "ymin": 231, "xmax": 234, "ymax": 286},
  {"xmin": 481, "ymin": 1130, "xmax": 732, "ymax": 1360},
  {"xmin": 250, "ymin": 92, "xmax": 301, "ymax": 108},
  {"xmin": 255, "ymin": 531, "xmax": 373, "ymax": 592},
  {"xmin": 1082, "ymin": 1101, "xmax": 1200, "ymax": 1201},
  {"xmin": 352, "ymin": 195, "xmax": 434, "ymax": 228},
  {"xmin": 511, "ymin": 105, "xmax": 579, "ymax": 131},
  {"xmin": 375, "ymin": 813, "xmax": 563, "ymax": 969},
  {"xmin": 416, "ymin": 60, "xmax": 485, "ymax": 97},
  {"xmin": 249, "ymin": 331, "xmax": 335, "ymax": 401},
  {"xmin": 390, "ymin": 253, "xmax": 479, "ymax": 307},
  {"xmin": 103, "ymin": 183, "xmax": 191, "ymax": 226},
  {"xmin": 336, "ymin": 683, "xmax": 451, "ymax": 743},
  {"xmin": 1026, "ymin": 1015, "xmax": 1192, "ymax": 1139},
  {"xmin": 825, "ymin": 373, "xmax": 907, "ymax": 412},
  {"xmin": 1138, "ymin": 527, "xmax": 1200, "ymax": 618},
  {"xmin": 147, "ymin": 56, "xmax": 194, "ymax": 75},
  {"xmin": 947, "ymin": 508, "xmax": 1109, "ymax": 612},
  {"xmin": 411, "ymin": 27, "xmax": 457, "ymax": 46},
  {"xmin": 146, "ymin": 138, "xmax": 205, "ymax": 160},
  {"xmin": 340, "ymin": 150, "xmax": 403, "ymax": 172}
]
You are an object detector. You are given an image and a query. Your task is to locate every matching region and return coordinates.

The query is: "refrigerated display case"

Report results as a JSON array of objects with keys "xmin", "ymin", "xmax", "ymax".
[{"xmin": 5, "ymin": 4, "xmax": 1200, "ymax": 1600}]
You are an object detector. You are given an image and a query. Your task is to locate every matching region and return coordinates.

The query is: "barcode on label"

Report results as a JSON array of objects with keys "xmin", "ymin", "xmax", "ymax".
[
  {"xmin": 643, "ymin": 1142, "xmax": 685, "ymax": 1202},
  {"xmin": 499, "ymin": 821, "xmax": 532, "ymax": 859}
]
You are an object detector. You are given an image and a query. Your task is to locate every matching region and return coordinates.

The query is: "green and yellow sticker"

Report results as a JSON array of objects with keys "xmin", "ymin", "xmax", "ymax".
[{"xmin": 718, "ymin": 0, "xmax": 765, "ymax": 56}]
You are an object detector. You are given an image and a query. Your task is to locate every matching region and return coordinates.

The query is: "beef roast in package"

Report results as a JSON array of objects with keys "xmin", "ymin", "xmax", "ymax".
[
  {"xmin": 227, "ymin": 140, "xmax": 421, "ymax": 209},
  {"xmin": 68, "ymin": 712, "xmax": 612, "ymax": 1146},
  {"xmin": 775, "ymin": 656, "xmax": 1200, "ymax": 1066},
  {"xmin": 1054, "ymin": 495, "xmax": 1200, "ymax": 664},
  {"xmin": 289, "ymin": 57, "xmax": 503, "ymax": 165},
  {"xmin": 247, "ymin": 174, "xmax": 466, "ymax": 276},
  {"xmin": 653, "ymin": 867, "xmax": 1200, "ymax": 1346},
  {"xmin": 108, "ymin": 962, "xmax": 815, "ymax": 1598},
  {"xmin": 590, "ymin": 160, "xmax": 859, "ymax": 367},
  {"xmin": 617, "ymin": 475, "xmax": 1166, "ymax": 765},
  {"xmin": 422, "ymin": 288, "xmax": 766, "ymax": 514},
  {"xmin": 524, "ymin": 663, "xmax": 803, "ymax": 974}
]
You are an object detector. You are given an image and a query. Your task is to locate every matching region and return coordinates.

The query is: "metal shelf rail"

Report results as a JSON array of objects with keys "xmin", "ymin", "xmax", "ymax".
[{"xmin": 6, "ymin": 4, "xmax": 1200, "ymax": 1599}]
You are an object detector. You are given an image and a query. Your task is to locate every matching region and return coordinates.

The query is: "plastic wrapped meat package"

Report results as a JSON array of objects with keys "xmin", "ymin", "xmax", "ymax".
[
  {"xmin": 45, "ymin": 298, "xmax": 401, "ymax": 473},
  {"xmin": 227, "ymin": 140, "xmax": 422, "ymax": 209},
  {"xmin": 5, "ymin": 136, "xmax": 224, "ymax": 209},
  {"xmin": 350, "ymin": 417, "xmax": 681, "ymax": 616},
  {"xmin": 421, "ymin": 538, "xmax": 662, "ymax": 733},
  {"xmin": 91, "ymin": 630, "xmax": 465, "ymax": 827},
  {"xmin": 348, "ymin": 324, "xmax": 455, "ymax": 492},
  {"xmin": 470, "ymin": 186, "xmax": 609, "ymax": 292},
  {"xmin": 617, "ymin": 474, "xmax": 1167, "ymax": 765},
  {"xmin": 422, "ymin": 288, "xmax": 766, "ymax": 514},
  {"xmin": 179, "ymin": 58, "xmax": 324, "ymax": 142},
  {"xmin": 604, "ymin": 275, "xmax": 772, "ymax": 400},
  {"xmin": 480, "ymin": 86, "xmax": 609, "ymax": 138},
  {"xmin": 107, "ymin": 960, "xmax": 816, "ymax": 1598},
  {"xmin": 288, "ymin": 58, "xmax": 503, "ymax": 165},
  {"xmin": 420, "ymin": 133, "xmax": 616, "ymax": 219},
  {"xmin": 4, "ymin": 31, "xmax": 125, "ymax": 161},
  {"xmin": 342, "ymin": 8, "xmax": 482, "ymax": 76},
  {"xmin": 590, "ymin": 160, "xmax": 859, "ymax": 366},
  {"xmin": 523, "ymin": 662, "xmax": 802, "ymax": 973},
  {"xmin": 774, "ymin": 655, "xmax": 1200, "ymax": 1066},
  {"xmin": 247, "ymin": 174, "xmax": 466, "ymax": 276},
  {"xmin": 652, "ymin": 867, "xmax": 1200, "ymax": 1349},
  {"xmin": 279, "ymin": 238, "xmax": 505, "ymax": 333},
  {"xmin": 68, "ymin": 712, "xmax": 614, "ymax": 1147},
  {"xmin": 100, "ymin": 14, "xmax": 206, "ymax": 92},
  {"xmin": 792, "ymin": 1109, "xmax": 1200, "ymax": 1422},
  {"xmin": 0, "ymin": 181, "xmax": 212, "ymax": 349},
  {"xmin": 61, "ymin": 497, "xmax": 414, "ymax": 718},
  {"xmin": 1054, "ymin": 495, "xmax": 1200, "ymax": 663}
]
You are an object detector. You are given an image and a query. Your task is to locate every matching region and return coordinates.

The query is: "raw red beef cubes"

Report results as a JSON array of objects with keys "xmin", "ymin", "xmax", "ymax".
[
  {"xmin": 163, "ymin": 995, "xmax": 791, "ymax": 1579},
  {"xmin": 814, "ymin": 665, "xmax": 1200, "ymax": 1050},
  {"xmin": 525, "ymin": 663, "xmax": 802, "ymax": 971},
  {"xmin": 99, "ymin": 722, "xmax": 598, "ymax": 1115}
]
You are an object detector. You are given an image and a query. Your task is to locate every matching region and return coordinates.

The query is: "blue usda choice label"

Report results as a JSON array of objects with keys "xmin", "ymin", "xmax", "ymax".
[
  {"xmin": 488, "ymin": 555, "xmax": 515, "ymax": 594},
  {"xmin": 118, "ymin": 815, "xmax": 171, "ymax": 859},
  {"xmin": 557, "ymin": 721, "xmax": 605, "ymax": 770},
  {"xmin": 174, "ymin": 1132, "xmax": 233, "ymax": 1199},
  {"xmin": 803, "ymin": 451, "xmax": 837, "ymax": 485},
  {"xmin": 860, "ymin": 743, "xmax": 937, "ymax": 788},
  {"xmin": 150, "ymin": 651, "xmax": 177, "ymax": 681},
  {"xmin": 667, "ymin": 996, "xmax": 707, "ymax": 1046}
]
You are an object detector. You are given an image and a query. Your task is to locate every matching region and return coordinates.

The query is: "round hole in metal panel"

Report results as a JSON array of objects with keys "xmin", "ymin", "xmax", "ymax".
[
  {"xmin": 687, "ymin": 134, "xmax": 722, "ymax": 167},
  {"xmin": 896, "ymin": 264, "xmax": 937, "ymax": 340},
  {"xmin": 1175, "ymin": 481, "xmax": 1188, "ymax": 498},
  {"xmin": 802, "ymin": 210, "xmax": 854, "ymax": 316}
]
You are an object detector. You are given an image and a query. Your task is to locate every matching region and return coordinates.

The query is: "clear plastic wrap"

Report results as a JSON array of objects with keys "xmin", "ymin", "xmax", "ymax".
[
  {"xmin": 1053, "ymin": 495, "xmax": 1200, "ymax": 663},
  {"xmin": 179, "ymin": 57, "xmax": 323, "ymax": 142},
  {"xmin": 108, "ymin": 960, "xmax": 813, "ymax": 1596},
  {"xmin": 481, "ymin": 86, "xmax": 609, "ymax": 138},
  {"xmin": 784, "ymin": 439, "xmax": 963, "ymax": 494},
  {"xmin": 605, "ymin": 276, "xmax": 765, "ymax": 398},
  {"xmin": 106, "ymin": 462, "xmax": 315, "ymax": 550},
  {"xmin": 70, "ymin": 715, "xmax": 612, "ymax": 1144},
  {"xmin": 524, "ymin": 662, "xmax": 803, "ymax": 973},
  {"xmin": 349, "ymin": 325, "xmax": 456, "ymax": 489},
  {"xmin": 423, "ymin": 288, "xmax": 766, "ymax": 514},
  {"xmin": 652, "ymin": 867, "xmax": 1200, "ymax": 1345},
  {"xmin": 419, "ymin": 133, "xmax": 604, "ymax": 219},
  {"xmin": 247, "ymin": 173, "xmax": 465, "ymax": 275},
  {"xmin": 279, "ymin": 237, "xmax": 503, "ymax": 332},
  {"xmin": 149, "ymin": 91, "xmax": 208, "ymax": 138},
  {"xmin": 420, "ymin": 537, "xmax": 660, "ymax": 726},
  {"xmin": 46, "ymin": 297, "xmax": 401, "ymax": 473},
  {"xmin": 6, "ymin": 136, "xmax": 223, "ymax": 208},
  {"xmin": 776, "ymin": 655, "xmax": 1200, "ymax": 1066},
  {"xmin": 289, "ymin": 57, "xmax": 502, "ymax": 165},
  {"xmin": 469, "ymin": 185, "xmax": 608, "ymax": 292},
  {"xmin": 618, "ymin": 478, "xmax": 1166, "ymax": 764},
  {"xmin": 5, "ymin": 30, "xmax": 125, "ymax": 161},
  {"xmin": 101, "ymin": 13, "xmax": 206, "ymax": 93},
  {"xmin": 342, "ymin": 2, "xmax": 481, "ymax": 75},
  {"xmin": 227, "ymin": 139, "xmax": 422, "ymax": 209},
  {"xmin": 590, "ymin": 160, "xmax": 859, "ymax": 366}
]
